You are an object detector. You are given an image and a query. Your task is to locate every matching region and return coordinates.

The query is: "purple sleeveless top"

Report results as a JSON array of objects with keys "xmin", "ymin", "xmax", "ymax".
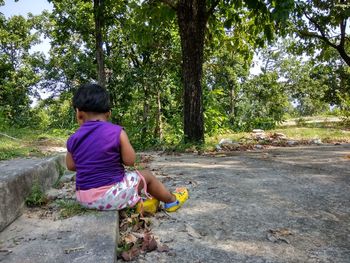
[{"xmin": 67, "ymin": 121, "xmax": 125, "ymax": 190}]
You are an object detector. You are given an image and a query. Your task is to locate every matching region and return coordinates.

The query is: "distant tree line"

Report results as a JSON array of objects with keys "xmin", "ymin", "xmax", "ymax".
[{"xmin": 0, "ymin": 0, "xmax": 349, "ymax": 147}]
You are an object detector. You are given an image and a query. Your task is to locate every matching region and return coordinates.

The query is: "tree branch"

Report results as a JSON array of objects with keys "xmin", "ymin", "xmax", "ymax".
[
  {"xmin": 207, "ymin": 0, "xmax": 220, "ymax": 17},
  {"xmin": 130, "ymin": 46, "xmax": 140, "ymax": 68},
  {"xmin": 298, "ymin": 29, "xmax": 337, "ymax": 49},
  {"xmin": 302, "ymin": 11, "xmax": 338, "ymax": 49},
  {"xmin": 339, "ymin": 18, "xmax": 346, "ymax": 47},
  {"xmin": 0, "ymin": 132, "xmax": 21, "ymax": 141}
]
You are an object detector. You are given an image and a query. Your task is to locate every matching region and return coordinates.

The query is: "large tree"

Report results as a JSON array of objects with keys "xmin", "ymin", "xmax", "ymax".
[{"xmin": 159, "ymin": 0, "xmax": 294, "ymax": 143}]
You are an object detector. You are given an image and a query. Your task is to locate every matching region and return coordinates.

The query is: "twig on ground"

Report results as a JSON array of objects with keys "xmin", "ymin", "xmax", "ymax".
[
  {"xmin": 0, "ymin": 132, "xmax": 21, "ymax": 141},
  {"xmin": 64, "ymin": 246, "xmax": 85, "ymax": 254}
]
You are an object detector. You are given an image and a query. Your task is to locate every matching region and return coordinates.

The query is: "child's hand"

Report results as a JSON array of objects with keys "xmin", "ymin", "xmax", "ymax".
[{"xmin": 66, "ymin": 152, "xmax": 76, "ymax": 171}]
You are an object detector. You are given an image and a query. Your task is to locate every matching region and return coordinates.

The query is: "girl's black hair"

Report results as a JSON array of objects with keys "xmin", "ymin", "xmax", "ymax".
[{"xmin": 73, "ymin": 83, "xmax": 111, "ymax": 113}]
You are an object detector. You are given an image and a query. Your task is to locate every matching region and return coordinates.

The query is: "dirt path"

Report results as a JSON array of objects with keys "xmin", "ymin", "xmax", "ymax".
[{"xmin": 136, "ymin": 144, "xmax": 350, "ymax": 262}]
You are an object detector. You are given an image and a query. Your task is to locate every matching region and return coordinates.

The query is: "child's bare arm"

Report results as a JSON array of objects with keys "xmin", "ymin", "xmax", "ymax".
[
  {"xmin": 120, "ymin": 130, "xmax": 136, "ymax": 166},
  {"xmin": 66, "ymin": 152, "xmax": 76, "ymax": 171}
]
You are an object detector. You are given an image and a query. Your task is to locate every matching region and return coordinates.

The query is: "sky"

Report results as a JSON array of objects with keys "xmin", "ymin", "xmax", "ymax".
[
  {"xmin": 0, "ymin": 0, "xmax": 53, "ymax": 54},
  {"xmin": 0, "ymin": 0, "xmax": 52, "ymax": 18}
]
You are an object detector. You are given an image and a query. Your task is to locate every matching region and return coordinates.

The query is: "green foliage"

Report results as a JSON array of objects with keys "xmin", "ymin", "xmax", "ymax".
[
  {"xmin": 232, "ymin": 72, "xmax": 289, "ymax": 131},
  {"xmin": 0, "ymin": 13, "xmax": 44, "ymax": 126},
  {"xmin": 35, "ymin": 96, "xmax": 77, "ymax": 130},
  {"xmin": 256, "ymin": 38, "xmax": 336, "ymax": 118},
  {"xmin": 295, "ymin": 118, "xmax": 307, "ymax": 127},
  {"xmin": 25, "ymin": 181, "xmax": 48, "ymax": 207}
]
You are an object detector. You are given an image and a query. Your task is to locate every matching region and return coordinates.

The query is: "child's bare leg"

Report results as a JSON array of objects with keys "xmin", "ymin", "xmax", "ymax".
[{"xmin": 138, "ymin": 170, "xmax": 176, "ymax": 203}]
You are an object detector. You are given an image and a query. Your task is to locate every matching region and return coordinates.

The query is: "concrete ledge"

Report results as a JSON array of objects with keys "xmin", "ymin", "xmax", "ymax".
[
  {"xmin": 0, "ymin": 211, "xmax": 119, "ymax": 263},
  {"xmin": 0, "ymin": 155, "xmax": 65, "ymax": 232}
]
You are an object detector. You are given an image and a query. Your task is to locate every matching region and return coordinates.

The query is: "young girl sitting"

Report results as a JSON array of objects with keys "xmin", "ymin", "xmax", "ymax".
[{"xmin": 66, "ymin": 83, "xmax": 188, "ymax": 212}]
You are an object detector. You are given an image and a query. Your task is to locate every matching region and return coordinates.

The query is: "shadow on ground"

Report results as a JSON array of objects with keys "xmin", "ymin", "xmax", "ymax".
[{"xmin": 137, "ymin": 144, "xmax": 350, "ymax": 263}]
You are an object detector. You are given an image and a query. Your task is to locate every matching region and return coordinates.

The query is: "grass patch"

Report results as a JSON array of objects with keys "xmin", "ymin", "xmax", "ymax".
[
  {"xmin": 25, "ymin": 181, "xmax": 48, "ymax": 207},
  {"xmin": 0, "ymin": 128, "xmax": 70, "ymax": 161},
  {"xmin": 56, "ymin": 199, "xmax": 88, "ymax": 219},
  {"xmin": 204, "ymin": 125, "xmax": 350, "ymax": 149},
  {"xmin": 0, "ymin": 140, "xmax": 43, "ymax": 160},
  {"xmin": 52, "ymin": 162, "xmax": 67, "ymax": 189},
  {"xmin": 273, "ymin": 127, "xmax": 350, "ymax": 143}
]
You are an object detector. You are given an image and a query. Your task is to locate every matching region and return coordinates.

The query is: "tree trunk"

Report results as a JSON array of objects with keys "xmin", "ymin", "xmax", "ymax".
[
  {"xmin": 229, "ymin": 83, "xmax": 235, "ymax": 124},
  {"xmin": 154, "ymin": 89, "xmax": 163, "ymax": 140},
  {"xmin": 177, "ymin": 0, "xmax": 207, "ymax": 143},
  {"xmin": 93, "ymin": 0, "xmax": 106, "ymax": 87},
  {"xmin": 141, "ymin": 85, "xmax": 150, "ymax": 140}
]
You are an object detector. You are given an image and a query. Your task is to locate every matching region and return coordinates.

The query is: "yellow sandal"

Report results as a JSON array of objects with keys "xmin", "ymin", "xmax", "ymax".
[
  {"xmin": 164, "ymin": 187, "xmax": 189, "ymax": 212},
  {"xmin": 136, "ymin": 197, "xmax": 160, "ymax": 214}
]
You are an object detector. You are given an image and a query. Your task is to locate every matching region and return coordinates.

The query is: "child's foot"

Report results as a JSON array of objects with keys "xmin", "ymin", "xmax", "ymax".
[{"xmin": 164, "ymin": 187, "xmax": 189, "ymax": 212}]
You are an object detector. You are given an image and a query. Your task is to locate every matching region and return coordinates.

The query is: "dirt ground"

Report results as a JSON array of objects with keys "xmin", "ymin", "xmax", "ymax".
[{"xmin": 135, "ymin": 144, "xmax": 350, "ymax": 262}]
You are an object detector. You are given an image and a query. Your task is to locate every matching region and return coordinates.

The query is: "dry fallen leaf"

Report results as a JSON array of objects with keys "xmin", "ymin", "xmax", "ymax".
[
  {"xmin": 186, "ymin": 224, "xmax": 202, "ymax": 239},
  {"xmin": 140, "ymin": 217, "xmax": 152, "ymax": 226},
  {"xmin": 141, "ymin": 232, "xmax": 158, "ymax": 252},
  {"xmin": 118, "ymin": 200, "xmax": 172, "ymax": 261},
  {"xmin": 121, "ymin": 246, "xmax": 141, "ymax": 261},
  {"xmin": 123, "ymin": 233, "xmax": 139, "ymax": 245},
  {"xmin": 266, "ymin": 228, "xmax": 292, "ymax": 244},
  {"xmin": 157, "ymin": 243, "xmax": 170, "ymax": 253}
]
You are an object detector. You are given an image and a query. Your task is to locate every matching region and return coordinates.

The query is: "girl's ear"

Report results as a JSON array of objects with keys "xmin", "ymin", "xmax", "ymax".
[
  {"xmin": 76, "ymin": 109, "xmax": 84, "ymax": 125},
  {"xmin": 105, "ymin": 110, "xmax": 111, "ymax": 119}
]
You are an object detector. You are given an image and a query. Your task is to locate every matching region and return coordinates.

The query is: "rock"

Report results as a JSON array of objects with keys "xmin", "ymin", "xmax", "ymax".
[
  {"xmin": 272, "ymin": 132, "xmax": 287, "ymax": 139},
  {"xmin": 287, "ymin": 140, "xmax": 297, "ymax": 146},
  {"xmin": 311, "ymin": 139, "xmax": 322, "ymax": 145},
  {"xmin": 255, "ymin": 145, "xmax": 263, "ymax": 149},
  {"xmin": 46, "ymin": 189, "xmax": 61, "ymax": 201},
  {"xmin": 253, "ymin": 133, "xmax": 266, "ymax": 140},
  {"xmin": 215, "ymin": 144, "xmax": 222, "ymax": 151},
  {"xmin": 221, "ymin": 142, "xmax": 240, "ymax": 151},
  {"xmin": 217, "ymin": 138, "xmax": 240, "ymax": 151},
  {"xmin": 219, "ymin": 138, "xmax": 233, "ymax": 145},
  {"xmin": 60, "ymin": 172, "xmax": 76, "ymax": 183},
  {"xmin": 251, "ymin": 130, "xmax": 266, "ymax": 140},
  {"xmin": 215, "ymin": 230, "xmax": 223, "ymax": 240}
]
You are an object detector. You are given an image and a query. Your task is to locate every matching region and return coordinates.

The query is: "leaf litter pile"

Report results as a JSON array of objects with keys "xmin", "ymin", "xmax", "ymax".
[
  {"xmin": 118, "ymin": 154, "xmax": 170, "ymax": 261},
  {"xmin": 117, "ymin": 209, "xmax": 170, "ymax": 261}
]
